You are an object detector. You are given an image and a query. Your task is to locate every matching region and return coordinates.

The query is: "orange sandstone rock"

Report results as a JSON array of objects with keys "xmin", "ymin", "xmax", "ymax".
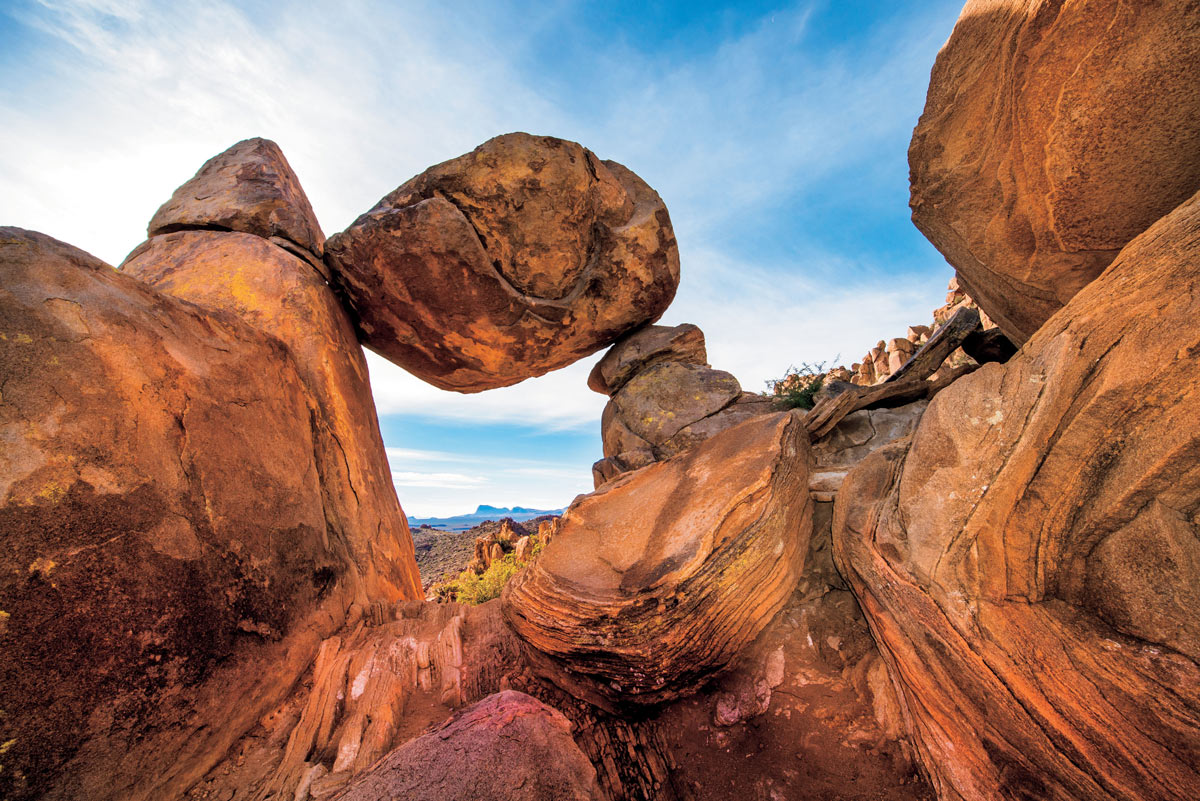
[
  {"xmin": 148, "ymin": 137, "xmax": 325, "ymax": 258},
  {"xmin": 910, "ymin": 0, "xmax": 1200, "ymax": 343},
  {"xmin": 123, "ymin": 230, "xmax": 421, "ymax": 602},
  {"xmin": 835, "ymin": 191, "xmax": 1200, "ymax": 801},
  {"xmin": 503, "ymin": 412, "xmax": 811, "ymax": 711},
  {"xmin": 0, "ymin": 228, "xmax": 346, "ymax": 801},
  {"xmin": 325, "ymin": 133, "xmax": 681, "ymax": 392}
]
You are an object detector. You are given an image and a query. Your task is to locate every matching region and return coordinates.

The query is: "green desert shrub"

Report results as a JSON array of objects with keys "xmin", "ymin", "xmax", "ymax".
[
  {"xmin": 768, "ymin": 361, "xmax": 827, "ymax": 410},
  {"xmin": 433, "ymin": 534, "xmax": 545, "ymax": 605}
]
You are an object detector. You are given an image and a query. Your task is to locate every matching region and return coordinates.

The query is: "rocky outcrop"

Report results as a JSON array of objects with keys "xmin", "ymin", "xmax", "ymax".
[
  {"xmin": 324, "ymin": 133, "xmax": 680, "ymax": 392},
  {"xmin": 844, "ymin": 278, "xmax": 1007, "ymax": 388},
  {"xmin": 0, "ymin": 228, "xmax": 355, "ymax": 801},
  {"xmin": 591, "ymin": 323, "xmax": 775, "ymax": 487},
  {"xmin": 808, "ymin": 402, "xmax": 927, "ymax": 502},
  {"xmin": 587, "ymin": 323, "xmax": 707, "ymax": 395},
  {"xmin": 122, "ymin": 229, "xmax": 421, "ymax": 602},
  {"xmin": 835, "ymin": 191, "xmax": 1200, "ymax": 800},
  {"xmin": 148, "ymin": 137, "xmax": 326, "ymax": 259},
  {"xmin": 909, "ymin": 0, "xmax": 1200, "ymax": 344},
  {"xmin": 333, "ymin": 691, "xmax": 600, "ymax": 801},
  {"xmin": 124, "ymin": 138, "xmax": 421, "ymax": 602},
  {"xmin": 503, "ymin": 412, "xmax": 811, "ymax": 712}
]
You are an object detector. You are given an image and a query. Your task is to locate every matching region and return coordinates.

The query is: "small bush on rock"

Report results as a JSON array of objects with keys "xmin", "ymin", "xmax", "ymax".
[{"xmin": 768, "ymin": 362, "xmax": 827, "ymax": 410}]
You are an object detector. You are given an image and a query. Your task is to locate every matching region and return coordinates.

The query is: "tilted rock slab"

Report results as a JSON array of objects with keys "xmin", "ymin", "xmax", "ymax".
[
  {"xmin": 325, "ymin": 133, "xmax": 680, "ymax": 392},
  {"xmin": 332, "ymin": 691, "xmax": 600, "ymax": 801},
  {"xmin": 0, "ymin": 228, "xmax": 355, "ymax": 801},
  {"xmin": 149, "ymin": 137, "xmax": 326, "ymax": 258},
  {"xmin": 504, "ymin": 411, "xmax": 811, "ymax": 711},
  {"xmin": 123, "ymin": 229, "xmax": 421, "ymax": 602},
  {"xmin": 909, "ymin": 0, "xmax": 1200, "ymax": 344},
  {"xmin": 834, "ymin": 190, "xmax": 1200, "ymax": 800}
]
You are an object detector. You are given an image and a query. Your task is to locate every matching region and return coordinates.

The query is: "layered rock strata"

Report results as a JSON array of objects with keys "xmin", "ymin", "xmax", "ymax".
[
  {"xmin": 324, "ymin": 133, "xmax": 681, "ymax": 392},
  {"xmin": 835, "ymin": 190, "xmax": 1200, "ymax": 800},
  {"xmin": 909, "ymin": 0, "xmax": 1200, "ymax": 343},
  {"xmin": 503, "ymin": 412, "xmax": 811, "ymax": 712}
]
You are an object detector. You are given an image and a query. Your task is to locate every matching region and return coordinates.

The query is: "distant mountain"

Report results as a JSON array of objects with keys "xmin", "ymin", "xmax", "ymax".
[{"xmin": 407, "ymin": 505, "xmax": 564, "ymax": 532}]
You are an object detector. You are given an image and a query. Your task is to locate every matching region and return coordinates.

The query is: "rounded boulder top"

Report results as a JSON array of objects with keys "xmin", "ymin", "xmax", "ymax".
[{"xmin": 324, "ymin": 132, "xmax": 681, "ymax": 393}]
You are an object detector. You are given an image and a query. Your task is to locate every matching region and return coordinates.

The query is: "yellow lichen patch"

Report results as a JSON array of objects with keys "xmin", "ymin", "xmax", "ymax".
[
  {"xmin": 0, "ymin": 610, "xmax": 8, "ymax": 635},
  {"xmin": 33, "ymin": 482, "xmax": 67, "ymax": 504},
  {"xmin": 0, "ymin": 739, "xmax": 14, "ymax": 755},
  {"xmin": 28, "ymin": 557, "xmax": 55, "ymax": 576}
]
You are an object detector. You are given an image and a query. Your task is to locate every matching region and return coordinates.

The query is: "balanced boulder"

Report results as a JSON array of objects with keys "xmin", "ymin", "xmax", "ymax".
[
  {"xmin": 324, "ymin": 133, "xmax": 680, "ymax": 392},
  {"xmin": 910, "ymin": 0, "xmax": 1200, "ymax": 343},
  {"xmin": 504, "ymin": 411, "xmax": 811, "ymax": 712}
]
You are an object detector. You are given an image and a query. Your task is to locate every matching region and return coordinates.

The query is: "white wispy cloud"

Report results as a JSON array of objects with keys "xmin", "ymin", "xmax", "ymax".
[
  {"xmin": 390, "ymin": 471, "xmax": 487, "ymax": 489},
  {"xmin": 1, "ymin": 0, "xmax": 959, "ymax": 510}
]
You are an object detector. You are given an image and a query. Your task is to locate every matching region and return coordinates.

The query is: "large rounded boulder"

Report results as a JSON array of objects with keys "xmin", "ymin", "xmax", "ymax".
[
  {"xmin": 324, "ymin": 133, "xmax": 681, "ymax": 392},
  {"xmin": 503, "ymin": 411, "xmax": 811, "ymax": 712},
  {"xmin": 909, "ymin": 0, "xmax": 1200, "ymax": 343}
]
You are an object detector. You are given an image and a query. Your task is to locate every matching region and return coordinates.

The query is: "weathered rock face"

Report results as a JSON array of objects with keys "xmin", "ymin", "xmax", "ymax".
[
  {"xmin": 0, "ymin": 228, "xmax": 347, "ymax": 800},
  {"xmin": 835, "ymin": 191, "xmax": 1200, "ymax": 800},
  {"xmin": 587, "ymin": 323, "xmax": 707, "ymax": 395},
  {"xmin": 122, "ymin": 229, "xmax": 421, "ymax": 602},
  {"xmin": 910, "ymin": 0, "xmax": 1200, "ymax": 343},
  {"xmin": 503, "ymin": 412, "xmax": 811, "ymax": 712},
  {"xmin": 333, "ymin": 691, "xmax": 600, "ymax": 801},
  {"xmin": 808, "ymin": 402, "xmax": 927, "ymax": 502},
  {"xmin": 613, "ymin": 362, "xmax": 741, "ymax": 445},
  {"xmin": 325, "ymin": 133, "xmax": 681, "ymax": 392},
  {"xmin": 591, "ymin": 323, "xmax": 776, "ymax": 488},
  {"xmin": 148, "ymin": 137, "xmax": 326, "ymax": 258}
]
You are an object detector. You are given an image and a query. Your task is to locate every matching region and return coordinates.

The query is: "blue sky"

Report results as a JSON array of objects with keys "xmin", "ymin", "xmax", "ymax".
[{"xmin": 0, "ymin": 0, "xmax": 964, "ymax": 516}]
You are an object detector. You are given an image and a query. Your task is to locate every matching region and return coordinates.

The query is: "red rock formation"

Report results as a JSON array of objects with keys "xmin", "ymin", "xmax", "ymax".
[
  {"xmin": 503, "ymin": 412, "xmax": 811, "ymax": 712},
  {"xmin": 149, "ymin": 137, "xmax": 326, "ymax": 258},
  {"xmin": 0, "ymin": 228, "xmax": 350, "ymax": 800},
  {"xmin": 333, "ymin": 691, "xmax": 600, "ymax": 801},
  {"xmin": 123, "ymin": 229, "xmax": 421, "ymax": 602},
  {"xmin": 325, "ymin": 133, "xmax": 680, "ymax": 392},
  {"xmin": 835, "ymin": 191, "xmax": 1200, "ymax": 800},
  {"xmin": 910, "ymin": 0, "xmax": 1200, "ymax": 343}
]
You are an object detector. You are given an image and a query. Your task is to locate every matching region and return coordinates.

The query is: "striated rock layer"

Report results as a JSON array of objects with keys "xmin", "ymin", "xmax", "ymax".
[
  {"xmin": 503, "ymin": 412, "xmax": 811, "ymax": 712},
  {"xmin": 910, "ymin": 0, "xmax": 1200, "ymax": 343},
  {"xmin": 835, "ymin": 191, "xmax": 1200, "ymax": 800},
  {"xmin": 325, "ymin": 133, "xmax": 680, "ymax": 392}
]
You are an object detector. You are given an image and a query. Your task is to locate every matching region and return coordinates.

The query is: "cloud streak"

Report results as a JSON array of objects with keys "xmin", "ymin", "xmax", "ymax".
[{"xmin": 1, "ymin": 0, "xmax": 962, "ymax": 510}]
